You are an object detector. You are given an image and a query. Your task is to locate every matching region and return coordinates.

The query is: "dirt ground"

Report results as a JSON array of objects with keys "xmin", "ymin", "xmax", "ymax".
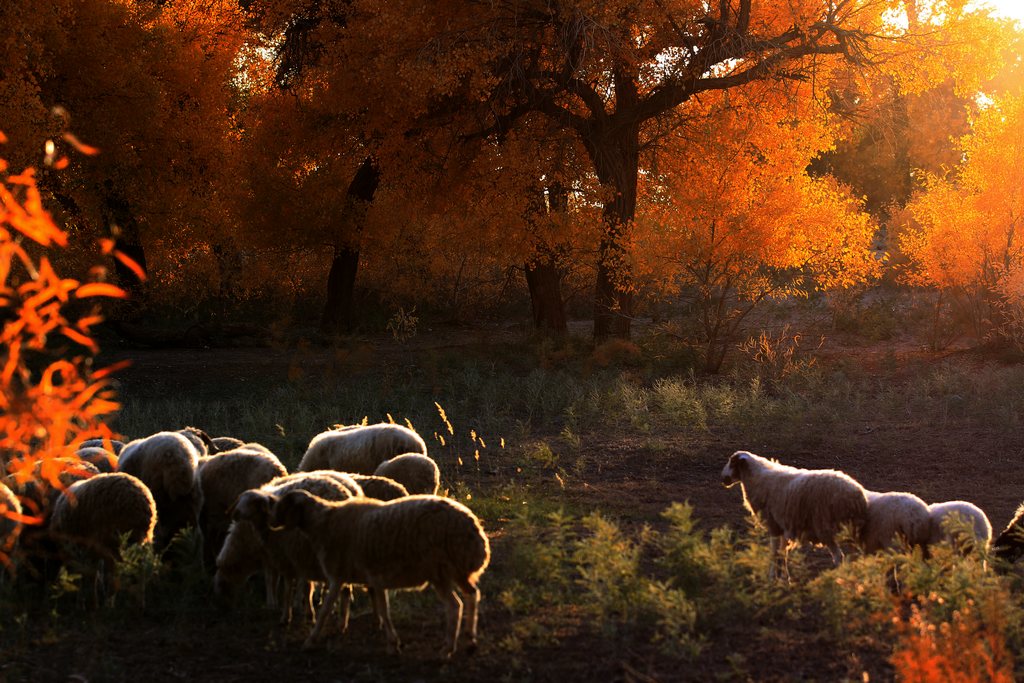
[{"xmin": 4, "ymin": 330, "xmax": 1024, "ymax": 682}]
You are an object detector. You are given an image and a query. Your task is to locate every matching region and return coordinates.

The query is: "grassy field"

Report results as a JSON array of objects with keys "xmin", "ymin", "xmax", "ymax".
[{"xmin": 5, "ymin": 310, "xmax": 1024, "ymax": 682}]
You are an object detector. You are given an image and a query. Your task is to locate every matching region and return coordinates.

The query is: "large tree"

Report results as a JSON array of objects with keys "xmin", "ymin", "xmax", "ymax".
[{"xmin": 249, "ymin": 0, "xmax": 996, "ymax": 339}]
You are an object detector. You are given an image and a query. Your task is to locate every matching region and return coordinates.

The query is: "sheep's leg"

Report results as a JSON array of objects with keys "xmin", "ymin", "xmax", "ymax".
[
  {"xmin": 433, "ymin": 581, "xmax": 463, "ymax": 659},
  {"xmin": 338, "ymin": 585, "xmax": 352, "ymax": 634},
  {"xmin": 279, "ymin": 578, "xmax": 295, "ymax": 625},
  {"xmin": 302, "ymin": 581, "xmax": 316, "ymax": 623},
  {"xmin": 304, "ymin": 580, "xmax": 342, "ymax": 650},
  {"xmin": 264, "ymin": 570, "xmax": 278, "ymax": 609},
  {"xmin": 371, "ymin": 587, "xmax": 402, "ymax": 653},
  {"xmin": 457, "ymin": 581, "xmax": 480, "ymax": 654},
  {"xmin": 768, "ymin": 536, "xmax": 781, "ymax": 581},
  {"xmin": 827, "ymin": 544, "xmax": 844, "ymax": 567}
]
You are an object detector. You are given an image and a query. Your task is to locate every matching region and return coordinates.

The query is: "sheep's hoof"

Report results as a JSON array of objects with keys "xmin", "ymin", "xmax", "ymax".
[
  {"xmin": 302, "ymin": 636, "xmax": 321, "ymax": 651},
  {"xmin": 464, "ymin": 640, "xmax": 478, "ymax": 656},
  {"xmin": 439, "ymin": 646, "xmax": 455, "ymax": 660}
]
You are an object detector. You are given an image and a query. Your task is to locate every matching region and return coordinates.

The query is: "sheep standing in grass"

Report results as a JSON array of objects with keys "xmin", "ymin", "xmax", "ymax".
[
  {"xmin": 927, "ymin": 500, "xmax": 992, "ymax": 554},
  {"xmin": 374, "ymin": 453, "xmax": 440, "ymax": 495},
  {"xmin": 269, "ymin": 490, "xmax": 490, "ymax": 657},
  {"xmin": 50, "ymin": 473, "xmax": 156, "ymax": 603},
  {"xmin": 861, "ymin": 490, "xmax": 931, "ymax": 554},
  {"xmin": 298, "ymin": 424, "xmax": 426, "ymax": 475},
  {"xmin": 118, "ymin": 431, "xmax": 201, "ymax": 549},
  {"xmin": 214, "ymin": 472, "xmax": 362, "ymax": 625},
  {"xmin": 196, "ymin": 447, "xmax": 287, "ymax": 570},
  {"xmin": 721, "ymin": 450, "xmax": 868, "ymax": 580}
]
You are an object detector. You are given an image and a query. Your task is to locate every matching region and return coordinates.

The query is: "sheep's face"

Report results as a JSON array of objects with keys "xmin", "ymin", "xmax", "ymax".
[
  {"xmin": 231, "ymin": 491, "xmax": 271, "ymax": 527},
  {"xmin": 269, "ymin": 490, "xmax": 312, "ymax": 531},
  {"xmin": 721, "ymin": 451, "xmax": 751, "ymax": 487}
]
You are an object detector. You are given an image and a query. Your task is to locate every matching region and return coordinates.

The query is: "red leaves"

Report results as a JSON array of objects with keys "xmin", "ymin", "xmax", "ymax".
[{"xmin": 0, "ymin": 130, "xmax": 125, "ymax": 547}]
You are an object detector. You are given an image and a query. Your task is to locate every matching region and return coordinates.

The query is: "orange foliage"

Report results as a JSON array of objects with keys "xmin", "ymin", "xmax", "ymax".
[
  {"xmin": 891, "ymin": 598, "xmax": 1014, "ymax": 683},
  {"xmin": 0, "ymin": 133, "xmax": 128, "ymax": 567}
]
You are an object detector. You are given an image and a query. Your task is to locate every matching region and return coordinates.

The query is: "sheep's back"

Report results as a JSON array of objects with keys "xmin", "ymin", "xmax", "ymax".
[
  {"xmin": 51, "ymin": 473, "xmax": 156, "ymax": 552},
  {"xmin": 778, "ymin": 471, "xmax": 867, "ymax": 545},
  {"xmin": 863, "ymin": 491, "xmax": 931, "ymax": 552},
  {"xmin": 298, "ymin": 424, "xmax": 426, "ymax": 475},
  {"xmin": 352, "ymin": 495, "xmax": 489, "ymax": 589}
]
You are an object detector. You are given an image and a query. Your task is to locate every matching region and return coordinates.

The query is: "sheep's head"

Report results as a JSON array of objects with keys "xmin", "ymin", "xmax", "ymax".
[
  {"xmin": 269, "ymin": 489, "xmax": 316, "ymax": 531},
  {"xmin": 994, "ymin": 505, "xmax": 1024, "ymax": 562},
  {"xmin": 229, "ymin": 490, "xmax": 273, "ymax": 531},
  {"xmin": 722, "ymin": 451, "xmax": 754, "ymax": 487}
]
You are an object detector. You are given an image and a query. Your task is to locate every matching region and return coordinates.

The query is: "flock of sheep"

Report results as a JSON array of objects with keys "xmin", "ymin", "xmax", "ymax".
[
  {"xmin": 721, "ymin": 450, "xmax": 1024, "ymax": 579},
  {"xmin": 0, "ymin": 423, "xmax": 490, "ymax": 659},
  {"xmin": 6, "ymin": 434, "xmax": 1024, "ymax": 660}
]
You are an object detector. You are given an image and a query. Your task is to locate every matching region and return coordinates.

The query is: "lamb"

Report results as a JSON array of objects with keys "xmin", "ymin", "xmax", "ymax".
[
  {"xmin": 0, "ymin": 481, "xmax": 23, "ymax": 570},
  {"xmin": 373, "ymin": 453, "xmax": 440, "ymax": 495},
  {"xmin": 347, "ymin": 474, "xmax": 409, "ymax": 501},
  {"xmin": 118, "ymin": 431, "xmax": 202, "ymax": 549},
  {"xmin": 721, "ymin": 450, "xmax": 868, "ymax": 580},
  {"xmin": 298, "ymin": 423, "xmax": 427, "ymax": 475},
  {"xmin": 268, "ymin": 490, "xmax": 490, "ymax": 657},
  {"xmin": 49, "ymin": 473, "xmax": 157, "ymax": 603},
  {"xmin": 214, "ymin": 471, "xmax": 362, "ymax": 625},
  {"xmin": 860, "ymin": 490, "xmax": 931, "ymax": 554},
  {"xmin": 927, "ymin": 500, "xmax": 992, "ymax": 554},
  {"xmin": 196, "ymin": 447, "xmax": 288, "ymax": 570}
]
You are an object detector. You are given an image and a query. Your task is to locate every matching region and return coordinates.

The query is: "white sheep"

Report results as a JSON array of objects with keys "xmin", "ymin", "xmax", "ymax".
[
  {"xmin": 118, "ymin": 431, "xmax": 202, "ymax": 549},
  {"xmin": 269, "ymin": 490, "xmax": 490, "ymax": 657},
  {"xmin": 721, "ymin": 450, "xmax": 868, "ymax": 580},
  {"xmin": 927, "ymin": 500, "xmax": 992, "ymax": 554},
  {"xmin": 50, "ymin": 472, "xmax": 157, "ymax": 603},
  {"xmin": 861, "ymin": 490, "xmax": 931, "ymax": 554},
  {"xmin": 214, "ymin": 471, "xmax": 362, "ymax": 625},
  {"xmin": 298, "ymin": 423, "xmax": 427, "ymax": 475},
  {"xmin": 373, "ymin": 453, "xmax": 439, "ymax": 495},
  {"xmin": 196, "ymin": 447, "xmax": 288, "ymax": 570}
]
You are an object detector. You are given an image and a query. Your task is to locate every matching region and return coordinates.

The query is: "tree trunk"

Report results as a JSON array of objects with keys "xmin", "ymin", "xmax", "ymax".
[
  {"xmin": 319, "ymin": 158, "xmax": 379, "ymax": 335},
  {"xmin": 590, "ymin": 122, "xmax": 640, "ymax": 342},
  {"xmin": 525, "ymin": 257, "xmax": 567, "ymax": 336}
]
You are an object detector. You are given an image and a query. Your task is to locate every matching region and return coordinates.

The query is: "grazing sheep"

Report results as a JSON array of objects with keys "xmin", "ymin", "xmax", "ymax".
[
  {"xmin": 118, "ymin": 431, "xmax": 201, "ymax": 549},
  {"xmin": 196, "ymin": 447, "xmax": 288, "ymax": 570},
  {"xmin": 269, "ymin": 490, "xmax": 490, "ymax": 657},
  {"xmin": 79, "ymin": 438, "xmax": 126, "ymax": 455},
  {"xmin": 721, "ymin": 450, "xmax": 868, "ymax": 580},
  {"xmin": 374, "ymin": 453, "xmax": 440, "ymax": 495},
  {"xmin": 994, "ymin": 503, "xmax": 1024, "ymax": 562},
  {"xmin": 298, "ymin": 424, "xmax": 427, "ymax": 475},
  {"xmin": 861, "ymin": 490, "xmax": 931, "ymax": 554},
  {"xmin": 49, "ymin": 473, "xmax": 157, "ymax": 603},
  {"xmin": 214, "ymin": 472, "xmax": 362, "ymax": 625},
  {"xmin": 178, "ymin": 426, "xmax": 217, "ymax": 455},
  {"xmin": 347, "ymin": 474, "xmax": 409, "ymax": 501},
  {"xmin": 927, "ymin": 500, "xmax": 992, "ymax": 554},
  {"xmin": 211, "ymin": 436, "xmax": 245, "ymax": 452},
  {"xmin": 0, "ymin": 481, "xmax": 23, "ymax": 569},
  {"xmin": 76, "ymin": 446, "xmax": 118, "ymax": 473}
]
